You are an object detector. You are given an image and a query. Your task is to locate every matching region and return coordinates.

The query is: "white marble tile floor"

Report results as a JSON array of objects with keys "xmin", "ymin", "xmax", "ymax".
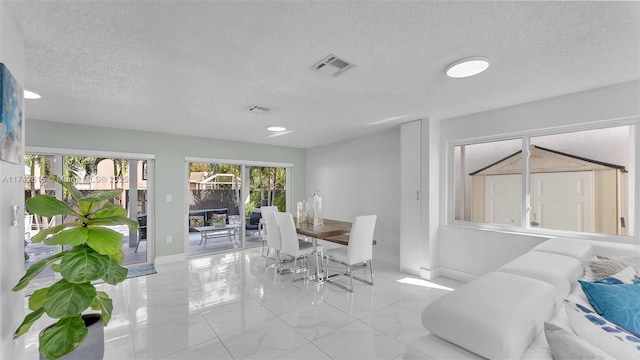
[{"xmin": 18, "ymin": 247, "xmax": 462, "ymax": 359}]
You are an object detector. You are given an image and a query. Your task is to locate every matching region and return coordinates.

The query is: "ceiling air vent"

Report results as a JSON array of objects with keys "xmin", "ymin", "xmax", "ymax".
[
  {"xmin": 246, "ymin": 104, "xmax": 271, "ymax": 114},
  {"xmin": 311, "ymin": 54, "xmax": 356, "ymax": 77}
]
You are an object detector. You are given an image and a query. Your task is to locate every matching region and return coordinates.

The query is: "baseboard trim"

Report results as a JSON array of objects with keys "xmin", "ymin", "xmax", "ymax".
[
  {"xmin": 439, "ymin": 267, "xmax": 478, "ymax": 283},
  {"xmin": 154, "ymin": 253, "xmax": 186, "ymax": 265},
  {"xmin": 400, "ymin": 266, "xmax": 420, "ymax": 277},
  {"xmin": 419, "ymin": 267, "xmax": 441, "ymax": 280}
]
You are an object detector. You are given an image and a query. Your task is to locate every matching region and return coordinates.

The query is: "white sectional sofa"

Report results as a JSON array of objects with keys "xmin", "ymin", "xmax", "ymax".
[{"xmin": 405, "ymin": 237, "xmax": 640, "ymax": 359}]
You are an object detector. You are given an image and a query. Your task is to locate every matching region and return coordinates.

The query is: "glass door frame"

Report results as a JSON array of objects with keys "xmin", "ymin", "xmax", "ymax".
[
  {"xmin": 185, "ymin": 156, "xmax": 293, "ymax": 255},
  {"xmin": 26, "ymin": 146, "xmax": 156, "ymax": 266}
]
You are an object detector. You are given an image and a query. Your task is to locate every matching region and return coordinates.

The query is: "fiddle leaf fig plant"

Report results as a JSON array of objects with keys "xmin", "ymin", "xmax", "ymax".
[{"xmin": 13, "ymin": 176, "xmax": 137, "ymax": 360}]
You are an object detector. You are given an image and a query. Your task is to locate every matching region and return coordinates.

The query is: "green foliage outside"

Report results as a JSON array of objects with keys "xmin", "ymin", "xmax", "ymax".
[
  {"xmin": 13, "ymin": 176, "xmax": 137, "ymax": 360},
  {"xmin": 274, "ymin": 190, "xmax": 286, "ymax": 212}
]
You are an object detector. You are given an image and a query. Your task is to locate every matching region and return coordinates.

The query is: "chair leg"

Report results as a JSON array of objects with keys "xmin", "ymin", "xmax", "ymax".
[
  {"xmin": 325, "ymin": 260, "xmax": 354, "ymax": 292},
  {"xmin": 265, "ymin": 247, "xmax": 271, "ymax": 269},
  {"xmin": 352, "ymin": 259, "xmax": 374, "ymax": 286},
  {"xmin": 348, "ymin": 265, "xmax": 354, "ymax": 292},
  {"xmin": 276, "ymin": 251, "xmax": 282, "ymax": 273}
]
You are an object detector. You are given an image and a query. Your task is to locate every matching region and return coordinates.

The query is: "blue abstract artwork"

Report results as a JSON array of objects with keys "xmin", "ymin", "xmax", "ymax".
[{"xmin": 0, "ymin": 63, "xmax": 23, "ymax": 164}]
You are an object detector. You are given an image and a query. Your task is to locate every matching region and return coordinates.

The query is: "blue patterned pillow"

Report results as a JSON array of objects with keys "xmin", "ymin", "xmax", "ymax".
[
  {"xmin": 565, "ymin": 299, "xmax": 640, "ymax": 359},
  {"xmin": 579, "ymin": 280, "xmax": 640, "ymax": 337}
]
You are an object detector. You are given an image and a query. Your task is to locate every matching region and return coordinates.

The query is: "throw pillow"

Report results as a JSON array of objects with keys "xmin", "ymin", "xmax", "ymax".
[
  {"xmin": 593, "ymin": 266, "xmax": 639, "ymax": 285},
  {"xmin": 617, "ymin": 256, "xmax": 640, "ymax": 273},
  {"xmin": 564, "ymin": 299, "xmax": 640, "ymax": 359},
  {"xmin": 544, "ymin": 322, "xmax": 614, "ymax": 360},
  {"xmin": 585, "ymin": 255, "xmax": 627, "ymax": 280},
  {"xmin": 579, "ymin": 281, "xmax": 640, "ymax": 337},
  {"xmin": 189, "ymin": 215, "xmax": 204, "ymax": 228}
]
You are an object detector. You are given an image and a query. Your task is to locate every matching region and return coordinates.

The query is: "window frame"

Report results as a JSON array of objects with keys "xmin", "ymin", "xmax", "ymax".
[{"xmin": 446, "ymin": 117, "xmax": 639, "ymax": 244}]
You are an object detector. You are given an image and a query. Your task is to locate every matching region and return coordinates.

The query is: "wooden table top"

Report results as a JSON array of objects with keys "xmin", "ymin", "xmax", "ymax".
[
  {"xmin": 295, "ymin": 218, "xmax": 352, "ymax": 239},
  {"xmin": 295, "ymin": 218, "xmax": 377, "ymax": 246},
  {"xmin": 321, "ymin": 234, "xmax": 377, "ymax": 246}
]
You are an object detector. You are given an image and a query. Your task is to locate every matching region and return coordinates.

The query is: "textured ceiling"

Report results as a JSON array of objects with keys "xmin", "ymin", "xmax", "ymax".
[{"xmin": 5, "ymin": 1, "xmax": 640, "ymax": 149}]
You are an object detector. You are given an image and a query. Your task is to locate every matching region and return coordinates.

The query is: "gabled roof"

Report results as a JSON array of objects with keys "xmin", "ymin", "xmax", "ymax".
[{"xmin": 469, "ymin": 145, "xmax": 626, "ymax": 176}]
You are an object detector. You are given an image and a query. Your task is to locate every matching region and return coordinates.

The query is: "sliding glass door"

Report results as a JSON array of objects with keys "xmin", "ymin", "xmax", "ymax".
[
  {"xmin": 24, "ymin": 151, "xmax": 154, "ymax": 284},
  {"xmin": 187, "ymin": 162, "xmax": 243, "ymax": 255},
  {"xmin": 245, "ymin": 165, "xmax": 287, "ymax": 249},
  {"xmin": 186, "ymin": 159, "xmax": 291, "ymax": 256}
]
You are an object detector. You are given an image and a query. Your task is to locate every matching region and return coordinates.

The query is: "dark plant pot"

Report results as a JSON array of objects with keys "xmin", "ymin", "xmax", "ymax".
[{"xmin": 39, "ymin": 314, "xmax": 104, "ymax": 360}]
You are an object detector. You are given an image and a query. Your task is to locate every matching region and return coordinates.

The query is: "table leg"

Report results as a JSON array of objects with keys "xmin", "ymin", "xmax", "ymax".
[{"xmin": 309, "ymin": 237, "xmax": 325, "ymax": 283}]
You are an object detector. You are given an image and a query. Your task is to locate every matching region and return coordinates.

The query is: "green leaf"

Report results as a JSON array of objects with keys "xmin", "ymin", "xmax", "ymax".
[
  {"xmin": 89, "ymin": 205, "xmax": 126, "ymax": 219},
  {"xmin": 12, "ymin": 253, "xmax": 65, "ymax": 291},
  {"xmin": 26, "ymin": 195, "xmax": 78, "ymax": 217},
  {"xmin": 89, "ymin": 216, "xmax": 138, "ymax": 230},
  {"xmin": 102, "ymin": 259, "xmax": 128, "ymax": 285},
  {"xmin": 59, "ymin": 247, "xmax": 108, "ymax": 283},
  {"xmin": 28, "ymin": 287, "xmax": 49, "ymax": 310},
  {"xmin": 13, "ymin": 308, "xmax": 44, "ymax": 339},
  {"xmin": 81, "ymin": 189, "xmax": 122, "ymax": 203},
  {"xmin": 78, "ymin": 200, "xmax": 95, "ymax": 215},
  {"xmin": 51, "ymin": 263, "xmax": 61, "ymax": 273},
  {"xmin": 30, "ymin": 222, "xmax": 81, "ymax": 243},
  {"xmin": 60, "ymin": 180, "xmax": 83, "ymax": 201},
  {"xmin": 91, "ymin": 291, "xmax": 113, "ymax": 325},
  {"xmin": 109, "ymin": 249, "xmax": 125, "ymax": 264},
  {"xmin": 85, "ymin": 227, "xmax": 123, "ymax": 255},
  {"xmin": 39, "ymin": 316, "xmax": 88, "ymax": 360},
  {"xmin": 43, "ymin": 227, "xmax": 89, "ymax": 246},
  {"xmin": 43, "ymin": 279, "xmax": 96, "ymax": 319}
]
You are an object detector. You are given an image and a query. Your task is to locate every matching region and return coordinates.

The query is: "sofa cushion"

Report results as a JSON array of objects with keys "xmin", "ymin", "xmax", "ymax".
[
  {"xmin": 532, "ymin": 237, "xmax": 593, "ymax": 261},
  {"xmin": 565, "ymin": 299, "xmax": 640, "ymax": 359},
  {"xmin": 422, "ymin": 271, "xmax": 556, "ymax": 360},
  {"xmin": 497, "ymin": 251, "xmax": 584, "ymax": 297},
  {"xmin": 544, "ymin": 322, "xmax": 615, "ymax": 360}
]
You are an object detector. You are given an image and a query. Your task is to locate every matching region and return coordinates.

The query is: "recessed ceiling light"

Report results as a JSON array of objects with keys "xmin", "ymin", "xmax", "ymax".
[
  {"xmin": 267, "ymin": 126, "xmax": 287, "ymax": 132},
  {"xmin": 445, "ymin": 57, "xmax": 490, "ymax": 78},
  {"xmin": 24, "ymin": 90, "xmax": 41, "ymax": 99}
]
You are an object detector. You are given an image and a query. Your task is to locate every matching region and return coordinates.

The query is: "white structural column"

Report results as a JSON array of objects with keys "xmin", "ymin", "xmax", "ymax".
[
  {"xmin": 400, "ymin": 119, "xmax": 440, "ymax": 279},
  {"xmin": 128, "ymin": 159, "xmax": 138, "ymax": 247},
  {"xmin": 0, "ymin": 2, "xmax": 26, "ymax": 358}
]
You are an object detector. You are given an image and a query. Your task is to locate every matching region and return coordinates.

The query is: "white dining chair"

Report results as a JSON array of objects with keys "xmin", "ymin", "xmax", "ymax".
[
  {"xmin": 275, "ymin": 212, "xmax": 316, "ymax": 281},
  {"xmin": 325, "ymin": 214, "xmax": 377, "ymax": 292},
  {"xmin": 260, "ymin": 206, "xmax": 278, "ymax": 257},
  {"xmin": 262, "ymin": 208, "xmax": 282, "ymax": 270}
]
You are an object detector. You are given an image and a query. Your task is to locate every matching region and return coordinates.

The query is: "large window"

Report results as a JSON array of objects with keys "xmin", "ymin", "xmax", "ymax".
[
  {"xmin": 186, "ymin": 159, "xmax": 290, "ymax": 256},
  {"xmin": 452, "ymin": 124, "xmax": 635, "ymax": 237},
  {"xmin": 25, "ymin": 152, "xmax": 153, "ymax": 283}
]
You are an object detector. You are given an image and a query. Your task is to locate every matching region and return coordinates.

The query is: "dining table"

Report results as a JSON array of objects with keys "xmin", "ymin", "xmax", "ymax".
[
  {"xmin": 294, "ymin": 218, "xmax": 377, "ymax": 245},
  {"xmin": 293, "ymin": 218, "xmax": 376, "ymax": 283},
  {"xmin": 294, "ymin": 218, "xmax": 352, "ymax": 240}
]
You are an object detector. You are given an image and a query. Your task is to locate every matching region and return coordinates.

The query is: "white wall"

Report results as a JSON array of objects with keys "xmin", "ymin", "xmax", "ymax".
[
  {"xmin": 438, "ymin": 81, "xmax": 640, "ymax": 281},
  {"xmin": 306, "ymin": 128, "xmax": 400, "ymax": 264},
  {"xmin": 25, "ymin": 119, "xmax": 307, "ymax": 261},
  {"xmin": 0, "ymin": 2, "xmax": 26, "ymax": 358}
]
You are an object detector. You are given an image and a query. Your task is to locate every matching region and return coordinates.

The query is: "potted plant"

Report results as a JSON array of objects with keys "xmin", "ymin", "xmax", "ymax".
[
  {"xmin": 210, "ymin": 213, "xmax": 226, "ymax": 228},
  {"xmin": 12, "ymin": 176, "xmax": 137, "ymax": 360}
]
